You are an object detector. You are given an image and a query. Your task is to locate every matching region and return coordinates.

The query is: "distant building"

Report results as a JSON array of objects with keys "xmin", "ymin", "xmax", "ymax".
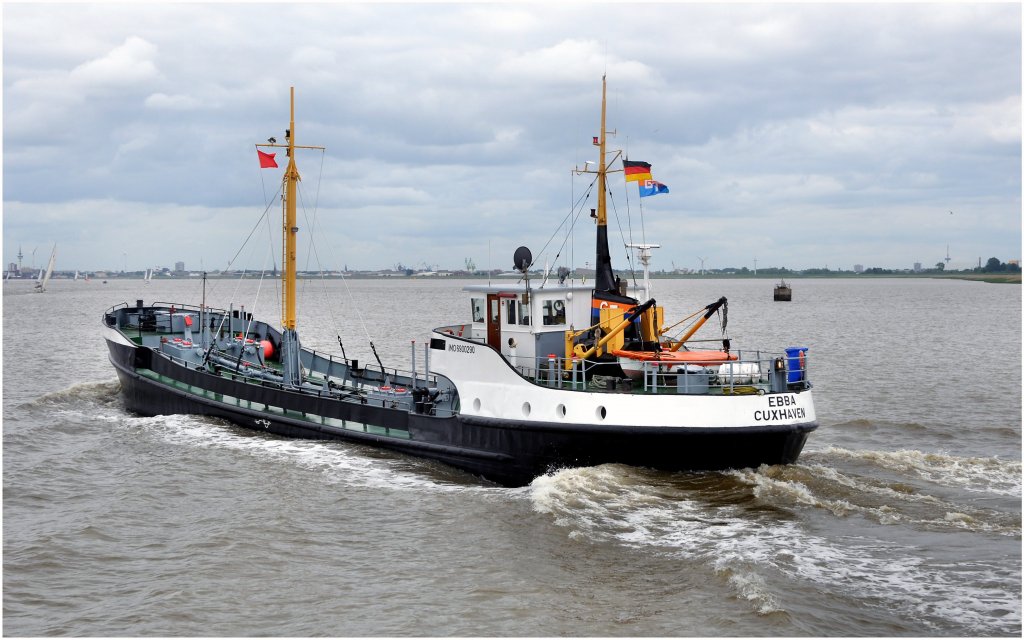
[
  {"xmin": 853, "ymin": 264, "xmax": 864, "ymax": 273},
  {"xmin": 175, "ymin": 261, "xmax": 185, "ymax": 272},
  {"xmin": 913, "ymin": 262, "xmax": 922, "ymax": 272}
]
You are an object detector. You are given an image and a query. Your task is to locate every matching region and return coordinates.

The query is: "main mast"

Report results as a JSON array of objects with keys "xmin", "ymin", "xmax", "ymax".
[{"xmin": 594, "ymin": 75, "xmax": 617, "ymax": 293}]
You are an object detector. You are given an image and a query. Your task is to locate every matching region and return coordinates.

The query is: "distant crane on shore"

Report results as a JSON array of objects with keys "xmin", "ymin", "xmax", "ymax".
[{"xmin": 697, "ymin": 256, "xmax": 708, "ymax": 275}]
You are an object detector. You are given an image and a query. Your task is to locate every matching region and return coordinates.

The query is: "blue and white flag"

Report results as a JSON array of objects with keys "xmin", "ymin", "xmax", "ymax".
[{"xmin": 638, "ymin": 179, "xmax": 669, "ymax": 198}]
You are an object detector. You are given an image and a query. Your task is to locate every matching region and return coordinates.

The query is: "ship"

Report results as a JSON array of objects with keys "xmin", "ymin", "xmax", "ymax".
[
  {"xmin": 774, "ymin": 279, "xmax": 792, "ymax": 301},
  {"xmin": 102, "ymin": 82, "xmax": 817, "ymax": 487}
]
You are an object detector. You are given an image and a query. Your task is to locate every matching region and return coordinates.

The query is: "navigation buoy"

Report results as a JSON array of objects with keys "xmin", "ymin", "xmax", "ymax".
[{"xmin": 261, "ymin": 339, "xmax": 274, "ymax": 359}]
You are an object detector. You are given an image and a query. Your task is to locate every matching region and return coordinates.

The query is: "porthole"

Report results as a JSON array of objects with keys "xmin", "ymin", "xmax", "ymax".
[
  {"xmin": 522, "ymin": 402, "xmax": 531, "ymax": 417},
  {"xmin": 557, "ymin": 404, "xmax": 567, "ymax": 418},
  {"xmin": 473, "ymin": 398, "xmax": 481, "ymax": 412},
  {"xmin": 596, "ymin": 405, "xmax": 607, "ymax": 420}
]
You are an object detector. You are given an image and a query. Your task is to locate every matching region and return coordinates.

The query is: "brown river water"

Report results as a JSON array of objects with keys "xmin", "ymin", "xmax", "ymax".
[{"xmin": 3, "ymin": 276, "xmax": 1020, "ymax": 636}]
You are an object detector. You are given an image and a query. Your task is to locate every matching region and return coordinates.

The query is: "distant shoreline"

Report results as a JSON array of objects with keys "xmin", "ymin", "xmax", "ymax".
[
  {"xmin": 6, "ymin": 272, "xmax": 1019, "ymax": 284},
  {"xmin": 646, "ymin": 274, "xmax": 1021, "ymax": 284}
]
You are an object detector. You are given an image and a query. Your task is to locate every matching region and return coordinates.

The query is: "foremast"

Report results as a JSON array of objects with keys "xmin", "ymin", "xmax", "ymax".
[{"xmin": 256, "ymin": 87, "xmax": 324, "ymax": 386}]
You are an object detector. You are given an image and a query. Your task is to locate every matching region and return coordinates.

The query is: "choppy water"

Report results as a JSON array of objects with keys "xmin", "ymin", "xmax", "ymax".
[{"xmin": 3, "ymin": 276, "xmax": 1020, "ymax": 636}]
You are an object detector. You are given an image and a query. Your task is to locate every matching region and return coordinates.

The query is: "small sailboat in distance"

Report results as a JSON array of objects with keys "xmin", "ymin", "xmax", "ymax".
[
  {"xmin": 34, "ymin": 245, "xmax": 56, "ymax": 293},
  {"xmin": 144, "ymin": 268, "xmax": 152, "ymax": 284}
]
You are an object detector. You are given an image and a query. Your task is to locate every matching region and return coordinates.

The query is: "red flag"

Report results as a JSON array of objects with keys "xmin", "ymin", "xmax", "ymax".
[{"xmin": 257, "ymin": 149, "xmax": 278, "ymax": 168}]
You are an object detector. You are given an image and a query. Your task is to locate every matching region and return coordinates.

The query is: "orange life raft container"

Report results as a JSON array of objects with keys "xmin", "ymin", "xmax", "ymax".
[{"xmin": 612, "ymin": 348, "xmax": 738, "ymax": 380}]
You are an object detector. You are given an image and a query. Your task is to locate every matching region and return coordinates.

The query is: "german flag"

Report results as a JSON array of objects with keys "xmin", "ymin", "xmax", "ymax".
[{"xmin": 623, "ymin": 160, "xmax": 652, "ymax": 182}]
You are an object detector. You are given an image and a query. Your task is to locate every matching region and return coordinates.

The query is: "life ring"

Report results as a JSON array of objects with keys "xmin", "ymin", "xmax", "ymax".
[{"xmin": 798, "ymin": 349, "xmax": 806, "ymax": 372}]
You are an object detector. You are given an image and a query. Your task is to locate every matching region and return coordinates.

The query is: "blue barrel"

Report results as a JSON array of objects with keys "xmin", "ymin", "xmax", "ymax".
[{"xmin": 785, "ymin": 347, "xmax": 808, "ymax": 383}]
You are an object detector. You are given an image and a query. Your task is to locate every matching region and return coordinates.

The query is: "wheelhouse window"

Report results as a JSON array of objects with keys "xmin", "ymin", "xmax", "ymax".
[
  {"xmin": 471, "ymin": 298, "xmax": 485, "ymax": 323},
  {"xmin": 504, "ymin": 299, "xmax": 517, "ymax": 326},
  {"xmin": 543, "ymin": 299, "xmax": 567, "ymax": 326},
  {"xmin": 518, "ymin": 302, "xmax": 531, "ymax": 326}
]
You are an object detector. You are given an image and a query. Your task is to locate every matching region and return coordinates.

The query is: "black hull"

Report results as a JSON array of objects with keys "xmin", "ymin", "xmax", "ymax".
[{"xmin": 108, "ymin": 340, "xmax": 816, "ymax": 487}]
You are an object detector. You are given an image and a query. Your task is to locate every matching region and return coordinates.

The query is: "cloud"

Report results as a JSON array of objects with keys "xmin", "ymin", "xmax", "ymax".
[
  {"xmin": 145, "ymin": 92, "xmax": 201, "ymax": 111},
  {"xmin": 69, "ymin": 36, "xmax": 159, "ymax": 88},
  {"xmin": 2, "ymin": 3, "xmax": 1020, "ymax": 272}
]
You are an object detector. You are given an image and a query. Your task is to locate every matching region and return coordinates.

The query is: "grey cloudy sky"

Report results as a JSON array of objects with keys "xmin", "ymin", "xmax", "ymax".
[{"xmin": 3, "ymin": 2, "xmax": 1021, "ymax": 273}]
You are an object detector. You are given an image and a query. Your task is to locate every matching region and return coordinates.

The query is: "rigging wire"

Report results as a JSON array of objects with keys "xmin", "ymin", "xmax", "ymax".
[
  {"xmin": 257, "ymin": 151, "xmax": 273, "ymax": 210},
  {"xmin": 286, "ymin": 149, "xmax": 383, "ymax": 368},
  {"xmin": 200, "ymin": 195, "xmax": 280, "ymax": 366},
  {"xmin": 619, "ymin": 150, "xmax": 651, "ymax": 289},
  {"xmin": 234, "ymin": 213, "xmax": 279, "ymax": 371},
  {"xmin": 197, "ymin": 183, "xmax": 281, "ymax": 311},
  {"xmin": 229, "ymin": 240, "xmax": 275, "ymax": 374},
  {"xmin": 531, "ymin": 176, "xmax": 596, "ymax": 273},
  {"xmin": 606, "ymin": 187, "xmax": 637, "ymax": 283},
  {"xmin": 569, "ymin": 169, "xmax": 575, "ymax": 281},
  {"xmin": 266, "ymin": 194, "xmax": 281, "ymax": 322},
  {"xmin": 620, "ymin": 152, "xmax": 637, "ymax": 287},
  {"xmin": 621, "ymin": 156, "xmax": 638, "ymax": 287},
  {"xmin": 550, "ymin": 190, "xmax": 594, "ymax": 282},
  {"xmin": 225, "ymin": 190, "xmax": 281, "ymax": 275},
  {"xmin": 296, "ymin": 155, "xmax": 349, "ymax": 352}
]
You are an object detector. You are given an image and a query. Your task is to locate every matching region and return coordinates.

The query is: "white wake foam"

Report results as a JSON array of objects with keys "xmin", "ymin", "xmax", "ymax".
[
  {"xmin": 529, "ymin": 464, "xmax": 1021, "ymax": 632},
  {"xmin": 814, "ymin": 446, "xmax": 1022, "ymax": 496},
  {"xmin": 118, "ymin": 413, "xmax": 494, "ymax": 494}
]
